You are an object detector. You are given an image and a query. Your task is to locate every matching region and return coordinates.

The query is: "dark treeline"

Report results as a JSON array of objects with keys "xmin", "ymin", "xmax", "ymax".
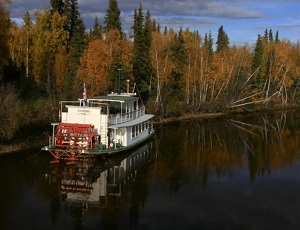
[{"xmin": 0, "ymin": 0, "xmax": 300, "ymax": 141}]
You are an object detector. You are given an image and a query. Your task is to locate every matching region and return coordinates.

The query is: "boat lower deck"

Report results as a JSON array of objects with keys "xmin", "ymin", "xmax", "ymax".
[{"xmin": 42, "ymin": 130, "xmax": 155, "ymax": 163}]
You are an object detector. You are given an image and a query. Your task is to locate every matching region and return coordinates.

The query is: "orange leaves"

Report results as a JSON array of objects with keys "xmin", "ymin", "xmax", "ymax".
[
  {"xmin": 272, "ymin": 40, "xmax": 299, "ymax": 88},
  {"xmin": 54, "ymin": 46, "xmax": 69, "ymax": 89},
  {"xmin": 105, "ymin": 29, "xmax": 133, "ymax": 76},
  {"xmin": 32, "ymin": 9, "xmax": 69, "ymax": 83},
  {"xmin": 0, "ymin": 0, "xmax": 11, "ymax": 68},
  {"xmin": 78, "ymin": 29, "xmax": 133, "ymax": 96},
  {"xmin": 78, "ymin": 39, "xmax": 109, "ymax": 96}
]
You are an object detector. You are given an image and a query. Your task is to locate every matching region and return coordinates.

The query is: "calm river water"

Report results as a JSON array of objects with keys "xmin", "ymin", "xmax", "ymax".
[{"xmin": 1, "ymin": 110, "xmax": 300, "ymax": 230}]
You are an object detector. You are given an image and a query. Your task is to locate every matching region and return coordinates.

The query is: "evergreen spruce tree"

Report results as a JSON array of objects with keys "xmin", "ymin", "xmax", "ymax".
[
  {"xmin": 252, "ymin": 34, "xmax": 264, "ymax": 89},
  {"xmin": 275, "ymin": 30, "xmax": 279, "ymax": 42},
  {"xmin": 151, "ymin": 19, "xmax": 161, "ymax": 33},
  {"xmin": 157, "ymin": 23, "xmax": 161, "ymax": 33},
  {"xmin": 92, "ymin": 16, "xmax": 103, "ymax": 39},
  {"xmin": 263, "ymin": 29, "xmax": 268, "ymax": 42},
  {"xmin": 164, "ymin": 26, "xmax": 168, "ymax": 35},
  {"xmin": 204, "ymin": 31, "xmax": 214, "ymax": 57},
  {"xmin": 63, "ymin": 1, "xmax": 87, "ymax": 97},
  {"xmin": 66, "ymin": 19, "xmax": 86, "ymax": 96},
  {"xmin": 144, "ymin": 10, "xmax": 152, "ymax": 53},
  {"xmin": 170, "ymin": 28, "xmax": 187, "ymax": 100},
  {"xmin": 103, "ymin": 0, "xmax": 122, "ymax": 36},
  {"xmin": 269, "ymin": 29, "xmax": 273, "ymax": 43},
  {"xmin": 131, "ymin": 4, "xmax": 153, "ymax": 101},
  {"xmin": 216, "ymin": 26, "xmax": 229, "ymax": 52},
  {"xmin": 152, "ymin": 19, "xmax": 158, "ymax": 32},
  {"xmin": 63, "ymin": 0, "xmax": 81, "ymax": 40},
  {"xmin": 50, "ymin": 0, "xmax": 64, "ymax": 15},
  {"xmin": 204, "ymin": 33, "xmax": 208, "ymax": 45}
]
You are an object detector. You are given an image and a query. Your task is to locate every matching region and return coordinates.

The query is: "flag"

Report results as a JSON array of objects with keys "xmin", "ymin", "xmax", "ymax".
[{"xmin": 83, "ymin": 82, "xmax": 87, "ymax": 103}]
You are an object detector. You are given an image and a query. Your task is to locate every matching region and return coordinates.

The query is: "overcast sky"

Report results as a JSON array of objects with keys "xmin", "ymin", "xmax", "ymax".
[{"xmin": 7, "ymin": 0, "xmax": 300, "ymax": 46}]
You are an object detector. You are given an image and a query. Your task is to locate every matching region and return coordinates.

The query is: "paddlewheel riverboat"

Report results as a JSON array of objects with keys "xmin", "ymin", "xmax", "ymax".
[{"xmin": 42, "ymin": 83, "xmax": 155, "ymax": 164}]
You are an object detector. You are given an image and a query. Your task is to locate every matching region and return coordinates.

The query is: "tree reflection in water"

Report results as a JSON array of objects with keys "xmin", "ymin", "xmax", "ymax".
[
  {"xmin": 155, "ymin": 110, "xmax": 300, "ymax": 190},
  {"xmin": 1, "ymin": 110, "xmax": 300, "ymax": 230}
]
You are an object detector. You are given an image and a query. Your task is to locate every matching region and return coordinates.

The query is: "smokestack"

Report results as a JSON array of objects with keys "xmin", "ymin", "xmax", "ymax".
[{"xmin": 126, "ymin": 79, "xmax": 130, "ymax": 94}]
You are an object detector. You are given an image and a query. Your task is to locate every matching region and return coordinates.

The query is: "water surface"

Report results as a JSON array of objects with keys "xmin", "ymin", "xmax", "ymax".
[{"xmin": 1, "ymin": 110, "xmax": 300, "ymax": 230}]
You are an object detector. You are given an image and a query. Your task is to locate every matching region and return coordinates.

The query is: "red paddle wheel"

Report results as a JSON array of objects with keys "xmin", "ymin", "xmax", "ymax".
[{"xmin": 50, "ymin": 123, "xmax": 99, "ymax": 164}]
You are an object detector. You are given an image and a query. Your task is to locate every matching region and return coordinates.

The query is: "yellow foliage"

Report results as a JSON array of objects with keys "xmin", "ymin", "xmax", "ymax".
[
  {"xmin": 54, "ymin": 46, "xmax": 69, "ymax": 89},
  {"xmin": 151, "ymin": 31, "xmax": 175, "ymax": 85},
  {"xmin": 0, "ymin": 0, "xmax": 11, "ymax": 69},
  {"xmin": 78, "ymin": 39, "xmax": 110, "ymax": 96}
]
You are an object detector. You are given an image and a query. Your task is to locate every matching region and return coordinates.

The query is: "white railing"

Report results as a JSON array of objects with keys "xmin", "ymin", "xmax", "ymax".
[
  {"xmin": 108, "ymin": 107, "xmax": 145, "ymax": 125},
  {"xmin": 49, "ymin": 136, "xmax": 56, "ymax": 147}
]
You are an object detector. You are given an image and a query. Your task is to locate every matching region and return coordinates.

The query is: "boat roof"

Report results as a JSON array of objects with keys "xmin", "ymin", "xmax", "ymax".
[
  {"xmin": 89, "ymin": 95, "xmax": 138, "ymax": 102},
  {"xmin": 109, "ymin": 114, "xmax": 154, "ymax": 128}
]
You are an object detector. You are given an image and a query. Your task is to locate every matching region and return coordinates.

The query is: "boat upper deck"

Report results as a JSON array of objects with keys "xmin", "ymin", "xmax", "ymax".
[{"xmin": 59, "ymin": 93, "xmax": 153, "ymax": 126}]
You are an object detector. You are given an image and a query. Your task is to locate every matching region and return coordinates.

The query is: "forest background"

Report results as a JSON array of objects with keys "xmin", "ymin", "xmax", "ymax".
[{"xmin": 0, "ymin": 0, "xmax": 299, "ymax": 142}]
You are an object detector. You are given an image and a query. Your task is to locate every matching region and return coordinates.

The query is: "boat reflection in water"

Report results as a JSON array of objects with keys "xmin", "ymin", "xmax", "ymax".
[{"xmin": 45, "ymin": 140, "xmax": 155, "ymax": 215}]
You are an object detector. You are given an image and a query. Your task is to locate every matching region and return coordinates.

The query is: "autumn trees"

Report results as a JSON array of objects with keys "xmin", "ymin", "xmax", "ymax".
[
  {"xmin": 1, "ymin": 0, "xmax": 300, "ymax": 119},
  {"xmin": 0, "ymin": 0, "xmax": 12, "ymax": 82},
  {"xmin": 149, "ymin": 25, "xmax": 299, "ymax": 115},
  {"xmin": 250, "ymin": 31, "xmax": 300, "ymax": 105},
  {"xmin": 78, "ymin": 29, "xmax": 132, "ymax": 96}
]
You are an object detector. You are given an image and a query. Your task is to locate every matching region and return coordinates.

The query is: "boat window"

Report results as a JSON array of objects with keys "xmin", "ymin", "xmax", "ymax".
[{"xmin": 132, "ymin": 126, "xmax": 135, "ymax": 138}]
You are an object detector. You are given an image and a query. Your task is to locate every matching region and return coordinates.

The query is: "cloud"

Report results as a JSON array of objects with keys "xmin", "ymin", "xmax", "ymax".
[
  {"xmin": 78, "ymin": 0, "xmax": 268, "ymax": 32},
  {"xmin": 205, "ymin": 2, "xmax": 267, "ymax": 19},
  {"xmin": 6, "ymin": 0, "xmax": 299, "ymax": 44},
  {"xmin": 8, "ymin": 0, "xmax": 49, "ymax": 21},
  {"xmin": 6, "ymin": 0, "xmax": 272, "ymax": 27}
]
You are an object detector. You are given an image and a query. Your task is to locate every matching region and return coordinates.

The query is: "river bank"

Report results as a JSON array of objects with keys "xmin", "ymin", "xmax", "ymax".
[
  {"xmin": 0, "ymin": 112, "xmax": 225, "ymax": 155},
  {"xmin": 153, "ymin": 112, "xmax": 225, "ymax": 124},
  {"xmin": 0, "ymin": 138, "xmax": 48, "ymax": 155},
  {"xmin": 1, "ymin": 106, "xmax": 298, "ymax": 155}
]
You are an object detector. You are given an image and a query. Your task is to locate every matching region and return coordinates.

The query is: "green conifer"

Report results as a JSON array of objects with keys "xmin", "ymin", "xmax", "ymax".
[
  {"xmin": 275, "ymin": 30, "xmax": 279, "ymax": 42},
  {"xmin": 264, "ymin": 29, "xmax": 268, "ymax": 42},
  {"xmin": 204, "ymin": 31, "xmax": 214, "ymax": 57},
  {"xmin": 103, "ymin": 0, "xmax": 122, "ymax": 36},
  {"xmin": 92, "ymin": 17, "xmax": 103, "ymax": 39},
  {"xmin": 170, "ymin": 28, "xmax": 187, "ymax": 100},
  {"xmin": 63, "ymin": 0, "xmax": 82, "ymax": 40},
  {"xmin": 252, "ymin": 34, "xmax": 264, "ymax": 89},
  {"xmin": 269, "ymin": 29, "xmax": 273, "ymax": 43},
  {"xmin": 50, "ymin": 0, "xmax": 64, "ymax": 15},
  {"xmin": 216, "ymin": 26, "xmax": 229, "ymax": 52},
  {"xmin": 64, "ymin": 1, "xmax": 87, "ymax": 97},
  {"xmin": 132, "ymin": 4, "xmax": 153, "ymax": 101}
]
